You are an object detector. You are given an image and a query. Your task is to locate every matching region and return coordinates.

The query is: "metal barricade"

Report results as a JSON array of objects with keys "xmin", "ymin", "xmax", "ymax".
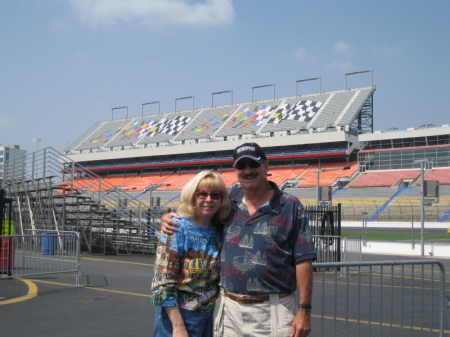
[
  {"xmin": 340, "ymin": 236, "xmax": 362, "ymax": 277},
  {"xmin": 0, "ymin": 231, "xmax": 80, "ymax": 286},
  {"xmin": 311, "ymin": 260, "xmax": 448, "ymax": 337},
  {"xmin": 313, "ymin": 235, "xmax": 342, "ymax": 265}
]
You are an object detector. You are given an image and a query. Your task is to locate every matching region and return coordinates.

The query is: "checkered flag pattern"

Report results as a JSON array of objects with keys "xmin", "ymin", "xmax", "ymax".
[
  {"xmin": 148, "ymin": 115, "xmax": 192, "ymax": 137},
  {"xmin": 268, "ymin": 100, "xmax": 322, "ymax": 125}
]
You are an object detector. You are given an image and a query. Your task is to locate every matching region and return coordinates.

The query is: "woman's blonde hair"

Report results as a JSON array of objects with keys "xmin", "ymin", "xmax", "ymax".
[{"xmin": 177, "ymin": 171, "xmax": 231, "ymax": 226}]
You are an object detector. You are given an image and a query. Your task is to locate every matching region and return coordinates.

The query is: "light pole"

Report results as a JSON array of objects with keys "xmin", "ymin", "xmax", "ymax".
[
  {"xmin": 32, "ymin": 138, "xmax": 41, "ymax": 152},
  {"xmin": 415, "ymin": 159, "xmax": 429, "ymax": 256},
  {"xmin": 111, "ymin": 106, "xmax": 128, "ymax": 120},
  {"xmin": 313, "ymin": 166, "xmax": 350, "ymax": 207},
  {"xmin": 142, "ymin": 101, "xmax": 160, "ymax": 117},
  {"xmin": 362, "ymin": 212, "xmax": 368, "ymax": 246}
]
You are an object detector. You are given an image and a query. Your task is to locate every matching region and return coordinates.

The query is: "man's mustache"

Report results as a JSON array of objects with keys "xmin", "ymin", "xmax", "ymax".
[{"xmin": 242, "ymin": 173, "xmax": 258, "ymax": 179}]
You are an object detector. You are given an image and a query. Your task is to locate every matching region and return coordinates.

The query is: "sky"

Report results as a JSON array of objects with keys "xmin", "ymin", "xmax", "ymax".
[{"xmin": 1, "ymin": 0, "xmax": 449, "ymax": 154}]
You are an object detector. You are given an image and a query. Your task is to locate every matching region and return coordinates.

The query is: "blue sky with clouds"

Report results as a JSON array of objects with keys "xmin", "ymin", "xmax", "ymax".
[{"xmin": 1, "ymin": 0, "xmax": 449, "ymax": 153}]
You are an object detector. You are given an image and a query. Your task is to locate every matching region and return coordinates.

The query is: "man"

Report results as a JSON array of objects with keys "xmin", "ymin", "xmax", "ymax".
[{"xmin": 161, "ymin": 142, "xmax": 316, "ymax": 337}]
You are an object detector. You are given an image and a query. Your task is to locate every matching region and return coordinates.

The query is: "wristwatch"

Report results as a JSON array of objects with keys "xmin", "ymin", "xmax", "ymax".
[{"xmin": 299, "ymin": 303, "xmax": 312, "ymax": 309}]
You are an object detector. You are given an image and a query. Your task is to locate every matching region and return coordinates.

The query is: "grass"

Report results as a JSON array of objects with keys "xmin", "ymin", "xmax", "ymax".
[{"xmin": 341, "ymin": 232, "xmax": 450, "ymax": 241}]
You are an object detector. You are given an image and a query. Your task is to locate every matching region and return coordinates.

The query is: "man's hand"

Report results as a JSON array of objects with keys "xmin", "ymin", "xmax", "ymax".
[
  {"xmin": 290, "ymin": 308, "xmax": 311, "ymax": 337},
  {"xmin": 172, "ymin": 326, "xmax": 189, "ymax": 337},
  {"xmin": 292, "ymin": 259, "xmax": 313, "ymax": 337},
  {"xmin": 160, "ymin": 212, "xmax": 181, "ymax": 236}
]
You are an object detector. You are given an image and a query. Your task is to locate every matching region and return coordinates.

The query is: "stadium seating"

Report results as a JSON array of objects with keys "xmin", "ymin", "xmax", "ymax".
[
  {"xmin": 336, "ymin": 88, "xmax": 374, "ymax": 127},
  {"xmin": 216, "ymin": 99, "xmax": 285, "ymax": 137},
  {"xmin": 59, "ymin": 176, "xmax": 94, "ymax": 193},
  {"xmin": 175, "ymin": 106, "xmax": 233, "ymax": 141},
  {"xmin": 217, "ymin": 170, "xmax": 238, "ymax": 186},
  {"xmin": 98, "ymin": 175, "xmax": 138, "ymax": 190},
  {"xmin": 261, "ymin": 95, "xmax": 330, "ymax": 133},
  {"xmin": 313, "ymin": 90, "xmax": 354, "ymax": 128},
  {"xmin": 350, "ymin": 170, "xmax": 421, "ymax": 188},
  {"xmin": 122, "ymin": 172, "xmax": 173, "ymax": 191},
  {"xmin": 297, "ymin": 161, "xmax": 358, "ymax": 187},
  {"xmin": 267, "ymin": 166, "xmax": 308, "ymax": 185},
  {"xmin": 136, "ymin": 110, "xmax": 200, "ymax": 145},
  {"xmin": 67, "ymin": 86, "xmax": 376, "ymax": 154},
  {"xmin": 156, "ymin": 172, "xmax": 199, "ymax": 191},
  {"xmin": 336, "ymin": 186, "xmax": 398, "ymax": 198},
  {"xmin": 154, "ymin": 170, "xmax": 239, "ymax": 191},
  {"xmin": 73, "ymin": 119, "xmax": 133, "ymax": 151},
  {"xmin": 420, "ymin": 168, "xmax": 450, "ymax": 185}
]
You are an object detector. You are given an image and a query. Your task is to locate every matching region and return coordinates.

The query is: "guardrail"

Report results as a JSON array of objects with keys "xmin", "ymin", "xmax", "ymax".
[
  {"xmin": 0, "ymin": 232, "xmax": 80, "ymax": 286},
  {"xmin": 311, "ymin": 260, "xmax": 449, "ymax": 337}
]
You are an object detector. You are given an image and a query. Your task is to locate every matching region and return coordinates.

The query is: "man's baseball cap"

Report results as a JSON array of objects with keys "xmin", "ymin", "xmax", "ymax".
[{"xmin": 233, "ymin": 143, "xmax": 267, "ymax": 165}]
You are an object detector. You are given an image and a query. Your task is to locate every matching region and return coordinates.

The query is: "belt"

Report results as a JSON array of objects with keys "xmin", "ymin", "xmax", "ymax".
[{"xmin": 223, "ymin": 291, "xmax": 293, "ymax": 304}]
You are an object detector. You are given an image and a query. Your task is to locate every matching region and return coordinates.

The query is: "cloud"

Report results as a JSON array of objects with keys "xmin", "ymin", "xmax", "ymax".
[
  {"xmin": 68, "ymin": 0, "xmax": 236, "ymax": 28},
  {"xmin": 334, "ymin": 41, "xmax": 352, "ymax": 54}
]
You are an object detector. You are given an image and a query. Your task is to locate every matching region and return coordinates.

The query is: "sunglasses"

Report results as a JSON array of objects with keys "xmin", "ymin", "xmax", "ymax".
[
  {"xmin": 234, "ymin": 160, "xmax": 262, "ymax": 170},
  {"xmin": 196, "ymin": 191, "xmax": 223, "ymax": 200}
]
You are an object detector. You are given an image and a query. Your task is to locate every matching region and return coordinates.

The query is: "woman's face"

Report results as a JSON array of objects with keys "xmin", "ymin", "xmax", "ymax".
[{"xmin": 194, "ymin": 188, "xmax": 222, "ymax": 221}]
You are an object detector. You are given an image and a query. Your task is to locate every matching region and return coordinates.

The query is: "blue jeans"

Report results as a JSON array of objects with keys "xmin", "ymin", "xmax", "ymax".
[{"xmin": 153, "ymin": 306, "xmax": 213, "ymax": 337}]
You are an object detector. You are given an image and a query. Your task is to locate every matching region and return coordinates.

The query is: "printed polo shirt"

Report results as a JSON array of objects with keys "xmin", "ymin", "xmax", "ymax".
[{"xmin": 219, "ymin": 181, "xmax": 316, "ymax": 295}]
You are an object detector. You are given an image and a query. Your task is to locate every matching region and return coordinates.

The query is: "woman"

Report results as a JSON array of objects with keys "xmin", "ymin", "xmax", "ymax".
[{"xmin": 150, "ymin": 171, "xmax": 231, "ymax": 337}]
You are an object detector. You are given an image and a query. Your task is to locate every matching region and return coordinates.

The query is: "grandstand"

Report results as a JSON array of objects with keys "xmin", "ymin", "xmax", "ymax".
[
  {"xmin": 2, "ymin": 76, "xmax": 450, "ymax": 251},
  {"xmin": 56, "ymin": 80, "xmax": 450, "ymax": 224},
  {"xmin": 64, "ymin": 86, "xmax": 373, "ymax": 165}
]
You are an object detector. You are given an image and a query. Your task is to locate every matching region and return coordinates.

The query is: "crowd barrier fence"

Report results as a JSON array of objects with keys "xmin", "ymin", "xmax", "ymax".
[
  {"xmin": 0, "ymin": 231, "xmax": 80, "ymax": 286},
  {"xmin": 310, "ymin": 260, "xmax": 449, "ymax": 337}
]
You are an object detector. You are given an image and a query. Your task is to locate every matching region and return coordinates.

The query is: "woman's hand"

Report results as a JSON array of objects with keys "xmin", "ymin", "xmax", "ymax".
[{"xmin": 160, "ymin": 212, "xmax": 181, "ymax": 236}]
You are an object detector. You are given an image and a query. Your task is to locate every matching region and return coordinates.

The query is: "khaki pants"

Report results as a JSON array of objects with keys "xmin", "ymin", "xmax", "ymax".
[{"xmin": 213, "ymin": 289, "xmax": 296, "ymax": 337}]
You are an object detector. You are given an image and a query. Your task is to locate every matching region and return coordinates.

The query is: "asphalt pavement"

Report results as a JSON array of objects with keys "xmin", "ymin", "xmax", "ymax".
[{"xmin": 1, "ymin": 251, "xmax": 449, "ymax": 337}]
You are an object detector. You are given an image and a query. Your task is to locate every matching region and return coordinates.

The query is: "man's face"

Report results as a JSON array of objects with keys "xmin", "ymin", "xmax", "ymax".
[{"xmin": 234, "ymin": 158, "xmax": 268, "ymax": 191}]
